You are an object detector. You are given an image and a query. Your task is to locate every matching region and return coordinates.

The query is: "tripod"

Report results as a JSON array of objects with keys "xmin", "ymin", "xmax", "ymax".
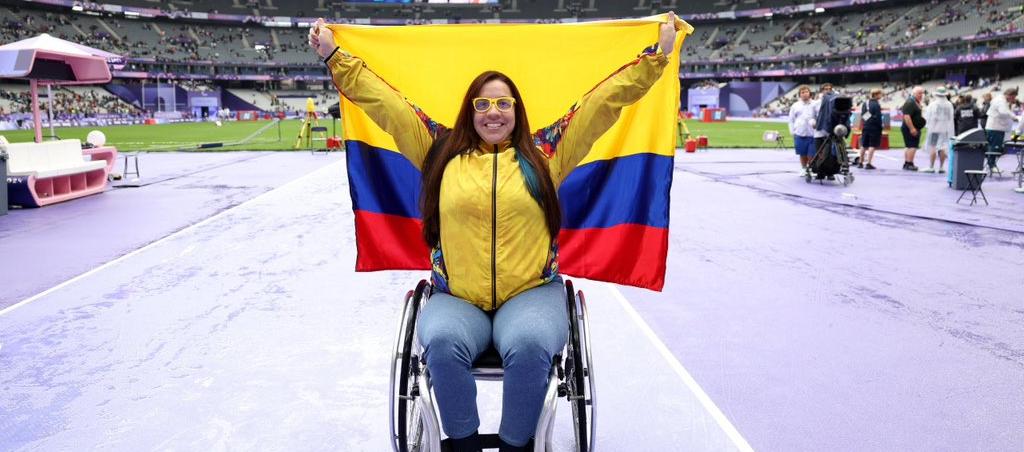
[
  {"xmin": 294, "ymin": 111, "xmax": 327, "ymax": 149},
  {"xmin": 676, "ymin": 116, "xmax": 691, "ymax": 147}
]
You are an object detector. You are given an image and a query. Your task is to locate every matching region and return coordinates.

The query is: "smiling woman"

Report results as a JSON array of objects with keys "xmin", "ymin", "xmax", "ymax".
[{"xmin": 310, "ymin": 14, "xmax": 678, "ymax": 452}]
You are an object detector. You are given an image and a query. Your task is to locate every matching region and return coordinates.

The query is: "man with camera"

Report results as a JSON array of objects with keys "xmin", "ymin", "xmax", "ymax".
[
  {"xmin": 812, "ymin": 83, "xmax": 834, "ymax": 156},
  {"xmin": 808, "ymin": 86, "xmax": 853, "ymax": 181}
]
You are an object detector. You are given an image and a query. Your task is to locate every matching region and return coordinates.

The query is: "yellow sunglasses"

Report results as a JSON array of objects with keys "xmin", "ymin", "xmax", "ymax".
[{"xmin": 472, "ymin": 97, "xmax": 516, "ymax": 113}]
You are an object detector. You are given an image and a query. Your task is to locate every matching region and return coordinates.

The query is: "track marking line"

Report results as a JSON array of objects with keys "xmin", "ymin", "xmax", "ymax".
[
  {"xmin": 0, "ymin": 160, "xmax": 346, "ymax": 318},
  {"xmin": 607, "ymin": 283, "xmax": 755, "ymax": 452}
]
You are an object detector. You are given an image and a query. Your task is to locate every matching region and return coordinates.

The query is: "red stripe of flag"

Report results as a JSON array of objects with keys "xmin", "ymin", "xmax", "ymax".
[
  {"xmin": 559, "ymin": 223, "xmax": 668, "ymax": 291},
  {"xmin": 354, "ymin": 210, "xmax": 430, "ymax": 271}
]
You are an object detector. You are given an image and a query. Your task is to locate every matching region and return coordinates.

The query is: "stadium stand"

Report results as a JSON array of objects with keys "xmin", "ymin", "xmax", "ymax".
[
  {"xmin": 1, "ymin": 0, "xmax": 1021, "ymax": 120},
  {"xmin": 3, "ymin": 1, "xmax": 1020, "ymax": 70},
  {"xmin": 0, "ymin": 84, "xmax": 139, "ymax": 117}
]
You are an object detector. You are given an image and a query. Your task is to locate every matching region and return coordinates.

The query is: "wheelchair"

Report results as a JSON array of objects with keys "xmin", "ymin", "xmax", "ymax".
[{"xmin": 389, "ymin": 279, "xmax": 596, "ymax": 452}]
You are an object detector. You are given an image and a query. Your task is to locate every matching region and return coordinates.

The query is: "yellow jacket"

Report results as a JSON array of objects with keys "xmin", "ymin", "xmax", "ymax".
[{"xmin": 327, "ymin": 46, "xmax": 668, "ymax": 311}]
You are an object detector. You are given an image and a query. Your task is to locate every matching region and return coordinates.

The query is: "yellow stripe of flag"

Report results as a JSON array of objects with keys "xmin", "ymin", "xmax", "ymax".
[{"xmin": 331, "ymin": 15, "xmax": 692, "ymax": 164}]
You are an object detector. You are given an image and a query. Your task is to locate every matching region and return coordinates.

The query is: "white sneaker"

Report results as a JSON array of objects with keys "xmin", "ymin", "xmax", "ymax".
[{"xmin": 918, "ymin": 167, "xmax": 936, "ymax": 173}]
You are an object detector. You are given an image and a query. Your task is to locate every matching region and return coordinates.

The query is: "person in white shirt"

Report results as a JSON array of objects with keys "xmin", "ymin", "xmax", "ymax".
[
  {"xmin": 788, "ymin": 85, "xmax": 816, "ymax": 171},
  {"xmin": 984, "ymin": 87, "xmax": 1021, "ymax": 172},
  {"xmin": 921, "ymin": 87, "xmax": 955, "ymax": 173}
]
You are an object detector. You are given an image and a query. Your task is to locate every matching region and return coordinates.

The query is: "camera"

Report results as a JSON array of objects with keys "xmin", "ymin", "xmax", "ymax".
[{"xmin": 827, "ymin": 96, "xmax": 853, "ymax": 138}]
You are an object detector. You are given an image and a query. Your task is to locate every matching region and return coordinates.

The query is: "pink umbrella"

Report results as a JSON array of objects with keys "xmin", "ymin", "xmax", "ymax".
[{"xmin": 0, "ymin": 34, "xmax": 121, "ymax": 143}]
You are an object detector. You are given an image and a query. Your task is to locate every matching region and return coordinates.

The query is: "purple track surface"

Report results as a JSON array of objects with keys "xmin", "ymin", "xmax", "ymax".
[{"xmin": 0, "ymin": 148, "xmax": 1021, "ymax": 451}]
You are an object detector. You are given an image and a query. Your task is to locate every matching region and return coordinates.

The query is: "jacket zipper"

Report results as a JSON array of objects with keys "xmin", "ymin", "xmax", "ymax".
[{"xmin": 491, "ymin": 144, "xmax": 498, "ymax": 310}]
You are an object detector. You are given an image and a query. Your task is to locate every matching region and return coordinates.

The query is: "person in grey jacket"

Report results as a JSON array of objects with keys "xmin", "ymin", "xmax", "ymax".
[{"xmin": 922, "ymin": 87, "xmax": 954, "ymax": 173}]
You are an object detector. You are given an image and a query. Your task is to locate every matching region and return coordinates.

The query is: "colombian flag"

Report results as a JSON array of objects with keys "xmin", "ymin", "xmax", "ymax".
[{"xmin": 332, "ymin": 15, "xmax": 692, "ymax": 291}]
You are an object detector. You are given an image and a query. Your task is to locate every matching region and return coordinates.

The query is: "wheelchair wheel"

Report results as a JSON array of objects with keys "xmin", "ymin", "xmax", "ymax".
[
  {"xmin": 564, "ymin": 280, "xmax": 595, "ymax": 452},
  {"xmin": 391, "ymin": 280, "xmax": 430, "ymax": 452}
]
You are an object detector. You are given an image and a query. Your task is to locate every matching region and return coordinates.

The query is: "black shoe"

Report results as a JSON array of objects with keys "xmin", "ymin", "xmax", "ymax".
[
  {"xmin": 499, "ymin": 437, "xmax": 535, "ymax": 452},
  {"xmin": 865, "ymin": 163, "xmax": 876, "ymax": 170},
  {"xmin": 853, "ymin": 156, "xmax": 861, "ymax": 165},
  {"xmin": 445, "ymin": 431, "xmax": 482, "ymax": 452},
  {"xmin": 857, "ymin": 162, "xmax": 864, "ymax": 168}
]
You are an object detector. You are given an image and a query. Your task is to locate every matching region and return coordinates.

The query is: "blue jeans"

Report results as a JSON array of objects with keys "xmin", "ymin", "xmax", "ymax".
[{"xmin": 417, "ymin": 278, "xmax": 568, "ymax": 447}]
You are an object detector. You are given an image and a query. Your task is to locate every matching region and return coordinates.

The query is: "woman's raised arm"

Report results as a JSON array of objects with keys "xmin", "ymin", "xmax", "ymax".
[
  {"xmin": 310, "ymin": 19, "xmax": 443, "ymax": 169},
  {"xmin": 535, "ymin": 13, "xmax": 678, "ymax": 185}
]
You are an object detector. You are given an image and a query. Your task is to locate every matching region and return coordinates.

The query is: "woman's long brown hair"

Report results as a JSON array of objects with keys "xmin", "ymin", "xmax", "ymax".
[{"xmin": 420, "ymin": 71, "xmax": 562, "ymax": 249}]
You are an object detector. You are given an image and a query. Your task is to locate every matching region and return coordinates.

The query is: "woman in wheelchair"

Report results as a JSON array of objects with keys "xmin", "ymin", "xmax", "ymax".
[{"xmin": 310, "ymin": 16, "xmax": 677, "ymax": 451}]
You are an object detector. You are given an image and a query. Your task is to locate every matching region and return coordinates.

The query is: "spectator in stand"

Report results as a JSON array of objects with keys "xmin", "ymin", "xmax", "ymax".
[
  {"xmin": 954, "ymin": 94, "xmax": 981, "ymax": 135},
  {"xmin": 788, "ymin": 85, "xmax": 816, "ymax": 172},
  {"xmin": 858, "ymin": 88, "xmax": 883, "ymax": 170},
  {"xmin": 984, "ymin": 87, "xmax": 1022, "ymax": 173},
  {"xmin": 921, "ymin": 87, "xmax": 954, "ymax": 173},
  {"xmin": 900, "ymin": 86, "xmax": 926, "ymax": 171},
  {"xmin": 979, "ymin": 92, "xmax": 992, "ymax": 128}
]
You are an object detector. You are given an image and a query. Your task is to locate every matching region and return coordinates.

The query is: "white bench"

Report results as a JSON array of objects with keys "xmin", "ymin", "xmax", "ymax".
[{"xmin": 5, "ymin": 139, "xmax": 111, "ymax": 207}]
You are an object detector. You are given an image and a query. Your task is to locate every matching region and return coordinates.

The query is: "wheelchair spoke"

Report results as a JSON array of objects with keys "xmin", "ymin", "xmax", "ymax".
[
  {"xmin": 564, "ymin": 281, "xmax": 590, "ymax": 452},
  {"xmin": 394, "ymin": 281, "xmax": 431, "ymax": 452},
  {"xmin": 407, "ymin": 397, "xmax": 424, "ymax": 452}
]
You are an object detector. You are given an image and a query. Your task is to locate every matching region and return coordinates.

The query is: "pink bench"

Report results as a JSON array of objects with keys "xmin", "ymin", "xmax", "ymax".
[{"xmin": 5, "ymin": 139, "xmax": 117, "ymax": 207}]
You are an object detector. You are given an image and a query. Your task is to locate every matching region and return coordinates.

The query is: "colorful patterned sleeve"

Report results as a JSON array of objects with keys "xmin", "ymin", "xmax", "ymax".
[
  {"xmin": 325, "ymin": 48, "xmax": 445, "ymax": 169},
  {"xmin": 534, "ymin": 44, "xmax": 668, "ymax": 186}
]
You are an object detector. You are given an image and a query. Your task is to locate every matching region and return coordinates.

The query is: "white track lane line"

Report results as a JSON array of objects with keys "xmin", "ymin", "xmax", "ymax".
[
  {"xmin": 0, "ymin": 160, "xmax": 346, "ymax": 318},
  {"xmin": 607, "ymin": 283, "xmax": 755, "ymax": 452}
]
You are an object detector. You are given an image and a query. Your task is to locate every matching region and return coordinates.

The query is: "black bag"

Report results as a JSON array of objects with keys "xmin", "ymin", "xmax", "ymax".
[{"xmin": 810, "ymin": 139, "xmax": 842, "ymax": 177}]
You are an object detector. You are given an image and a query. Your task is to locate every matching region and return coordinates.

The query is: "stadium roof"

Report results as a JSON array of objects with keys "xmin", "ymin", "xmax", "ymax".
[{"xmin": 0, "ymin": 33, "xmax": 121, "ymax": 84}]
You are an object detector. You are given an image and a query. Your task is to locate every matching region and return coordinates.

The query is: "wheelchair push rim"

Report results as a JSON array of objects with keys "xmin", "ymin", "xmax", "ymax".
[
  {"xmin": 391, "ymin": 280, "xmax": 430, "ymax": 452},
  {"xmin": 565, "ymin": 280, "xmax": 596, "ymax": 452}
]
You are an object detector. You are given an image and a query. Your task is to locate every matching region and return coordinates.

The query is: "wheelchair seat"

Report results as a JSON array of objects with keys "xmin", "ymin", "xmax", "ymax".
[
  {"xmin": 472, "ymin": 345, "xmax": 504, "ymax": 369},
  {"xmin": 392, "ymin": 279, "xmax": 593, "ymax": 452},
  {"xmin": 470, "ymin": 345, "xmax": 563, "ymax": 384},
  {"xmin": 471, "ymin": 345, "xmax": 505, "ymax": 381}
]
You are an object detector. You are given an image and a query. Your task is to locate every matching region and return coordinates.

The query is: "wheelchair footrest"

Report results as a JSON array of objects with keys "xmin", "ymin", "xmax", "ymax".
[
  {"xmin": 440, "ymin": 434, "xmax": 503, "ymax": 451},
  {"xmin": 479, "ymin": 434, "xmax": 502, "ymax": 449}
]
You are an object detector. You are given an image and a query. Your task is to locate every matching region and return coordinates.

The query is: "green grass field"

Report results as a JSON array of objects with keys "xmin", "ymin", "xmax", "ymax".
[
  {"xmin": 678, "ymin": 119, "xmax": 907, "ymax": 149},
  {"xmin": 1, "ymin": 117, "xmax": 905, "ymax": 151},
  {"xmin": 1, "ymin": 118, "xmax": 338, "ymax": 152}
]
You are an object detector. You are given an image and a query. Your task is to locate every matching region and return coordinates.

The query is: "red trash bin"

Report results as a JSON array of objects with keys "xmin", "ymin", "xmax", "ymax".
[
  {"xmin": 685, "ymin": 139, "xmax": 698, "ymax": 153},
  {"xmin": 697, "ymin": 135, "xmax": 708, "ymax": 148}
]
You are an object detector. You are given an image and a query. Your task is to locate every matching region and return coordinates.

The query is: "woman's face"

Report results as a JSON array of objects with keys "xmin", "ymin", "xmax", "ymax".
[{"xmin": 473, "ymin": 79, "xmax": 516, "ymax": 146}]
